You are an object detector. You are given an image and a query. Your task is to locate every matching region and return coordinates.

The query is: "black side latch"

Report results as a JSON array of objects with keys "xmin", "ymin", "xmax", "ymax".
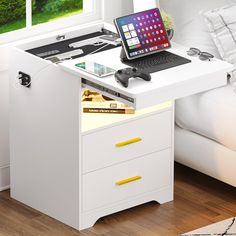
[{"xmin": 18, "ymin": 71, "xmax": 31, "ymax": 88}]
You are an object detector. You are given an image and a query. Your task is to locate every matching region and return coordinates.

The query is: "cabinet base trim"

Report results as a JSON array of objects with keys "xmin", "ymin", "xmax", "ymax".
[{"xmin": 79, "ymin": 185, "xmax": 173, "ymax": 230}]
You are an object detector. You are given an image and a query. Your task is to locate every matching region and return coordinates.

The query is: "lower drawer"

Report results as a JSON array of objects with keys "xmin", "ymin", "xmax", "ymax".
[{"xmin": 82, "ymin": 148, "xmax": 172, "ymax": 212}]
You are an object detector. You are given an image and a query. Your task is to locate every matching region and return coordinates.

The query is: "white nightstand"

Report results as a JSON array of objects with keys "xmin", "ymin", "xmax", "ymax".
[{"xmin": 9, "ymin": 22, "xmax": 233, "ymax": 230}]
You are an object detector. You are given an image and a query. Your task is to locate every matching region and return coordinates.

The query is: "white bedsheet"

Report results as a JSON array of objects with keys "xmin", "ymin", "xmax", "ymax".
[{"xmin": 175, "ymin": 84, "xmax": 236, "ymax": 151}]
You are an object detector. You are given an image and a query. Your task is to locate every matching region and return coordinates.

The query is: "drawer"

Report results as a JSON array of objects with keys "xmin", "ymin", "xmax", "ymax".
[
  {"xmin": 82, "ymin": 149, "xmax": 172, "ymax": 212},
  {"xmin": 82, "ymin": 110, "xmax": 172, "ymax": 173}
]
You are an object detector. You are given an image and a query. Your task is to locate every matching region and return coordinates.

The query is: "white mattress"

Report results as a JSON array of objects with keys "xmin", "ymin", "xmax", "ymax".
[
  {"xmin": 175, "ymin": 84, "xmax": 236, "ymax": 151},
  {"xmin": 175, "ymin": 126, "xmax": 236, "ymax": 187}
]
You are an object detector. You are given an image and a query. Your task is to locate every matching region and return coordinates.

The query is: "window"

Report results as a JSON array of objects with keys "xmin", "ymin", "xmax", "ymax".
[
  {"xmin": 0, "ymin": 0, "xmax": 26, "ymax": 34},
  {"xmin": 32, "ymin": 0, "xmax": 83, "ymax": 26},
  {"xmin": 0, "ymin": 0, "xmax": 101, "ymax": 43}
]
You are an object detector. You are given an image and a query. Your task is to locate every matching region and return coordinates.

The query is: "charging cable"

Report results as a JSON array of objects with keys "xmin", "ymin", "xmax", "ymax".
[{"xmin": 85, "ymin": 43, "xmax": 110, "ymax": 57}]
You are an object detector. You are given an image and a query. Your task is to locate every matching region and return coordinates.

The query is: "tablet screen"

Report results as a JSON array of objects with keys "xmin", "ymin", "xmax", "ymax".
[{"xmin": 115, "ymin": 8, "xmax": 171, "ymax": 60}]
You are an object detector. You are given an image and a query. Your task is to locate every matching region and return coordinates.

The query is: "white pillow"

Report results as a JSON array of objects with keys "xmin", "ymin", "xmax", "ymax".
[
  {"xmin": 203, "ymin": 4, "xmax": 236, "ymax": 64},
  {"xmin": 160, "ymin": 0, "xmax": 236, "ymax": 58},
  {"xmin": 203, "ymin": 4, "xmax": 236, "ymax": 83}
]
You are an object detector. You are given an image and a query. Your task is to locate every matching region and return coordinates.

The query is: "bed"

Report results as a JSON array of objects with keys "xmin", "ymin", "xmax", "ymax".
[{"xmin": 160, "ymin": 0, "xmax": 236, "ymax": 187}]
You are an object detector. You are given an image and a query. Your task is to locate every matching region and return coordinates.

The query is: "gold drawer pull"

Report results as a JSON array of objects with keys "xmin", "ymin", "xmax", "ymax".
[
  {"xmin": 115, "ymin": 137, "xmax": 142, "ymax": 147},
  {"xmin": 115, "ymin": 176, "xmax": 142, "ymax": 186}
]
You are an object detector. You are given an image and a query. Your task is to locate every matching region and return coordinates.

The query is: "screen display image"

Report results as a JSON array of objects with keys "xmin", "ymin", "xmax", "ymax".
[
  {"xmin": 75, "ymin": 62, "xmax": 116, "ymax": 77},
  {"xmin": 115, "ymin": 8, "xmax": 171, "ymax": 60}
]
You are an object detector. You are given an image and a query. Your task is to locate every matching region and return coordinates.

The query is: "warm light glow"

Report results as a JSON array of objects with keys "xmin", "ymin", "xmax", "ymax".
[{"xmin": 82, "ymin": 100, "xmax": 173, "ymax": 133}]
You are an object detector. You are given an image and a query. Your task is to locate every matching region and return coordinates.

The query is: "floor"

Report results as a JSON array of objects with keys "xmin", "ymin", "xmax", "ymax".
[{"xmin": 0, "ymin": 163, "xmax": 235, "ymax": 236}]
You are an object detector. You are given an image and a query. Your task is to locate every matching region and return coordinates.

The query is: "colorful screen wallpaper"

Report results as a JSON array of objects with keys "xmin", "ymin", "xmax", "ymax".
[{"xmin": 116, "ymin": 8, "xmax": 170, "ymax": 59}]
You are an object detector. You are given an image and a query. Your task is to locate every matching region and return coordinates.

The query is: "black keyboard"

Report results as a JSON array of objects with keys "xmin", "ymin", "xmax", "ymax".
[{"xmin": 123, "ymin": 51, "xmax": 191, "ymax": 74}]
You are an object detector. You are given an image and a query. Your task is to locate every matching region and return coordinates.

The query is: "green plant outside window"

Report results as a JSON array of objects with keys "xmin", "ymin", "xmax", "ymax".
[
  {"xmin": 0, "ymin": 0, "xmax": 83, "ymax": 35},
  {"xmin": 32, "ymin": 0, "xmax": 83, "ymax": 26},
  {"xmin": 0, "ymin": 0, "xmax": 26, "ymax": 34}
]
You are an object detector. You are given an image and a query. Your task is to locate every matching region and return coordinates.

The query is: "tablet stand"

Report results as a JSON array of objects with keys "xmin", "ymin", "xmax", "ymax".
[{"xmin": 120, "ymin": 47, "xmax": 129, "ymax": 62}]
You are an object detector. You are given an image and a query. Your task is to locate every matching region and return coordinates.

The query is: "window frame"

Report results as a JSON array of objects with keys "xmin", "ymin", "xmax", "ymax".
[{"xmin": 0, "ymin": 0, "xmax": 102, "ymax": 45}]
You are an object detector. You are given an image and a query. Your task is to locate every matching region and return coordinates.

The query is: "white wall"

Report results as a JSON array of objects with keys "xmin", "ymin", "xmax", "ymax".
[
  {"xmin": 133, "ymin": 0, "xmax": 159, "ymax": 12},
  {"xmin": 103, "ymin": 0, "xmax": 134, "ymax": 23},
  {"xmin": 0, "ymin": 71, "xmax": 9, "ymax": 165},
  {"xmin": 0, "ymin": 66, "xmax": 10, "ymax": 190},
  {"xmin": 103, "ymin": 0, "xmax": 159, "ymax": 23}
]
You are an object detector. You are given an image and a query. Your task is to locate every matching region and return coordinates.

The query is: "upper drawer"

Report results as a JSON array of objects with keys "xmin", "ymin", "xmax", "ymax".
[{"xmin": 82, "ymin": 110, "xmax": 172, "ymax": 173}]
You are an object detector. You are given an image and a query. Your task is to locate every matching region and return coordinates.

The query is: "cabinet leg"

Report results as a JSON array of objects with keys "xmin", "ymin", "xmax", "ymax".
[
  {"xmin": 154, "ymin": 188, "xmax": 173, "ymax": 204},
  {"xmin": 80, "ymin": 215, "xmax": 100, "ymax": 230}
]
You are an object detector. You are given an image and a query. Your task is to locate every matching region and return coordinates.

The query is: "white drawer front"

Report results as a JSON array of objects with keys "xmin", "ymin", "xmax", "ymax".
[
  {"xmin": 82, "ymin": 110, "xmax": 172, "ymax": 173},
  {"xmin": 82, "ymin": 149, "xmax": 172, "ymax": 212}
]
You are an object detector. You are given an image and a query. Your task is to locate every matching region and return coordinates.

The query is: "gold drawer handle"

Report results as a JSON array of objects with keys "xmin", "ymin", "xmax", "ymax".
[
  {"xmin": 115, "ymin": 176, "xmax": 142, "ymax": 186},
  {"xmin": 115, "ymin": 137, "xmax": 142, "ymax": 147}
]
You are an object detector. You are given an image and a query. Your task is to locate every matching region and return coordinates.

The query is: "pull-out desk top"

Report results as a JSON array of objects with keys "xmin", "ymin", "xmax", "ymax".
[{"xmin": 60, "ymin": 43, "xmax": 233, "ymax": 109}]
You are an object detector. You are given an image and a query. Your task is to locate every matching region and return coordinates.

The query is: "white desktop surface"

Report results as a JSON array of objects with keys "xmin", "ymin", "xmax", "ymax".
[{"xmin": 60, "ymin": 43, "xmax": 233, "ymax": 109}]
